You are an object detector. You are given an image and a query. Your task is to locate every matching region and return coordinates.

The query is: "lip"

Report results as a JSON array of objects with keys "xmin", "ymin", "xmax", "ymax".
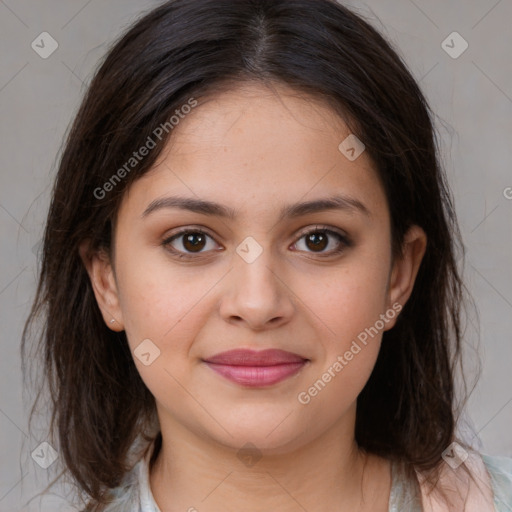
[{"xmin": 203, "ymin": 349, "xmax": 309, "ymax": 387}]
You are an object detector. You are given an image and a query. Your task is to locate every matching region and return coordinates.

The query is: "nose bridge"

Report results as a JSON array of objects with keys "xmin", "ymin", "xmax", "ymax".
[{"xmin": 219, "ymin": 235, "xmax": 294, "ymax": 328}]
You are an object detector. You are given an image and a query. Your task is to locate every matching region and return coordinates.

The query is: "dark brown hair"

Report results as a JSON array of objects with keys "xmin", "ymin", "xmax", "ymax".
[{"xmin": 22, "ymin": 0, "xmax": 479, "ymax": 508}]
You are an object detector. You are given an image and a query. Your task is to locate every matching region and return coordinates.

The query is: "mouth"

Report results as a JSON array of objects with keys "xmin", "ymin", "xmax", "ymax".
[{"xmin": 202, "ymin": 348, "xmax": 310, "ymax": 387}]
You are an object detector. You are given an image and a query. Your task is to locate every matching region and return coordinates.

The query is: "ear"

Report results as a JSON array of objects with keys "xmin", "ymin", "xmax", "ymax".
[
  {"xmin": 384, "ymin": 224, "xmax": 427, "ymax": 330},
  {"xmin": 79, "ymin": 240, "xmax": 125, "ymax": 331}
]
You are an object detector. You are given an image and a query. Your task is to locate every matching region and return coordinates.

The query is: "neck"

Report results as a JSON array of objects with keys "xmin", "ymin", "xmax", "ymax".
[{"xmin": 149, "ymin": 411, "xmax": 391, "ymax": 512}]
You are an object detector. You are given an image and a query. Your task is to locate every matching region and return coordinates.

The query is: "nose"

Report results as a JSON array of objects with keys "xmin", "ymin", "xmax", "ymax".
[{"xmin": 219, "ymin": 245, "xmax": 295, "ymax": 331}]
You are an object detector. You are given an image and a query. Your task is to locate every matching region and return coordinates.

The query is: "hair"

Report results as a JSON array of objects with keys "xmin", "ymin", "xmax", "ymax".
[{"xmin": 22, "ymin": 0, "xmax": 481, "ymax": 509}]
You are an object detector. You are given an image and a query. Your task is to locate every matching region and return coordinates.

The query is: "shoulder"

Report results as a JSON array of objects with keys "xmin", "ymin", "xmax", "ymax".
[
  {"xmin": 415, "ymin": 449, "xmax": 501, "ymax": 512},
  {"xmin": 81, "ymin": 460, "xmax": 143, "ymax": 512},
  {"xmin": 96, "ymin": 449, "xmax": 162, "ymax": 512},
  {"xmin": 93, "ymin": 437, "xmax": 161, "ymax": 512},
  {"xmin": 481, "ymin": 453, "xmax": 512, "ymax": 511}
]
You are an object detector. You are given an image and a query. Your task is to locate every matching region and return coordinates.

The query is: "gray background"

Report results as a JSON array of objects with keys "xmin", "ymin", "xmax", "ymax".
[{"xmin": 1, "ymin": 0, "xmax": 511, "ymax": 510}]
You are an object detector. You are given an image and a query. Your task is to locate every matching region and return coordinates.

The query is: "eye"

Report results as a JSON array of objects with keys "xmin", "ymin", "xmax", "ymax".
[
  {"xmin": 291, "ymin": 226, "xmax": 351, "ymax": 256},
  {"xmin": 162, "ymin": 225, "xmax": 351, "ymax": 260},
  {"xmin": 162, "ymin": 228, "xmax": 220, "ymax": 259}
]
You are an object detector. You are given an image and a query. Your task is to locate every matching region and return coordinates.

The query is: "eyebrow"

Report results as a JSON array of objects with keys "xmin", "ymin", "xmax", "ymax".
[{"xmin": 141, "ymin": 194, "xmax": 371, "ymax": 221}]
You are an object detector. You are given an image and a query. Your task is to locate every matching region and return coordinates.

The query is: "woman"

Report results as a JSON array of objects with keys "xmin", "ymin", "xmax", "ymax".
[{"xmin": 22, "ymin": 0, "xmax": 512, "ymax": 510}]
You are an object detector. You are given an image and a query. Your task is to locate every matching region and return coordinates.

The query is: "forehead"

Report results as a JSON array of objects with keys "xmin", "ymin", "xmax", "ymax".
[
  {"xmin": 119, "ymin": 81, "xmax": 388, "ymax": 224},
  {"xmin": 167, "ymin": 81, "xmax": 350, "ymax": 157}
]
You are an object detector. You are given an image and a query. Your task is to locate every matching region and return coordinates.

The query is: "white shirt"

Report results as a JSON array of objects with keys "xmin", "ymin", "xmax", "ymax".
[{"xmin": 98, "ymin": 441, "xmax": 512, "ymax": 511}]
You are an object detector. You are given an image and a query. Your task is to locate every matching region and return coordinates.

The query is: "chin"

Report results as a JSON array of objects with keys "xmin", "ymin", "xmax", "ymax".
[{"xmin": 206, "ymin": 417, "xmax": 312, "ymax": 457}]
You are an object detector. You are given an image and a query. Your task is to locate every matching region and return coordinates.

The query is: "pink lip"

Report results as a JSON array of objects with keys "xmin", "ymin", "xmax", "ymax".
[{"xmin": 203, "ymin": 349, "xmax": 309, "ymax": 387}]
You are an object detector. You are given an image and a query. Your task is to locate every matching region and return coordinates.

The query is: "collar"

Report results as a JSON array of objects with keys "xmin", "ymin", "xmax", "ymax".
[{"xmin": 137, "ymin": 440, "xmax": 162, "ymax": 512}]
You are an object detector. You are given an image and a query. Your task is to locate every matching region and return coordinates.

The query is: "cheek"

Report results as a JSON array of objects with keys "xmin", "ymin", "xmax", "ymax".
[
  {"xmin": 296, "ymin": 268, "xmax": 386, "ymax": 416},
  {"xmin": 293, "ymin": 244, "xmax": 390, "ymax": 401},
  {"xmin": 113, "ymin": 254, "xmax": 213, "ymax": 405},
  {"xmin": 298, "ymin": 253, "xmax": 390, "ymax": 345},
  {"xmin": 115, "ymin": 251, "xmax": 216, "ymax": 347}
]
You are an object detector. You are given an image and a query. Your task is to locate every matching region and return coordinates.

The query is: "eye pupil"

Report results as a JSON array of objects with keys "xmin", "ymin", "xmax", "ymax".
[
  {"xmin": 183, "ymin": 233, "xmax": 206, "ymax": 252},
  {"xmin": 306, "ymin": 232, "xmax": 328, "ymax": 251},
  {"xmin": 166, "ymin": 227, "xmax": 345, "ymax": 259}
]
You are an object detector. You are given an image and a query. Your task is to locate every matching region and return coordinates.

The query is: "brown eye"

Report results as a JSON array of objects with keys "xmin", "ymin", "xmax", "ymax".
[
  {"xmin": 293, "ymin": 227, "xmax": 350, "ymax": 256},
  {"xmin": 182, "ymin": 232, "xmax": 207, "ymax": 252},
  {"xmin": 162, "ymin": 229, "xmax": 219, "ymax": 258},
  {"xmin": 304, "ymin": 231, "xmax": 328, "ymax": 252}
]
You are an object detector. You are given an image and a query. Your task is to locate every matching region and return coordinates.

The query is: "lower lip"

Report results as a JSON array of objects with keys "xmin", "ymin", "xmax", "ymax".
[{"xmin": 203, "ymin": 361, "xmax": 307, "ymax": 387}]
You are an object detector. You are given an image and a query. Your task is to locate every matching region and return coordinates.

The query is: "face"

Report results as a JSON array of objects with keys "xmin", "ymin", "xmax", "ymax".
[{"xmin": 83, "ymin": 81, "xmax": 426, "ymax": 454}]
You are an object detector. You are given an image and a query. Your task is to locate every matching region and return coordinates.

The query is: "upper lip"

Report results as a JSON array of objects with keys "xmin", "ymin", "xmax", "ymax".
[{"xmin": 203, "ymin": 349, "xmax": 308, "ymax": 366}]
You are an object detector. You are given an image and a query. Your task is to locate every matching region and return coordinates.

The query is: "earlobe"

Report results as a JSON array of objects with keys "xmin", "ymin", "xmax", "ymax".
[
  {"xmin": 79, "ymin": 240, "xmax": 125, "ymax": 331},
  {"xmin": 384, "ymin": 225, "xmax": 427, "ymax": 329}
]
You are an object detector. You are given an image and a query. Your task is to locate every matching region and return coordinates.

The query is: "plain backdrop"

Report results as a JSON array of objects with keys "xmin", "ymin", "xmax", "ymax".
[{"xmin": 1, "ymin": 0, "xmax": 511, "ymax": 510}]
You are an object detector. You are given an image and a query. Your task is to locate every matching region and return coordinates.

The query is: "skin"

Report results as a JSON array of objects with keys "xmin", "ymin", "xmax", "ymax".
[{"xmin": 81, "ymin": 81, "xmax": 427, "ymax": 512}]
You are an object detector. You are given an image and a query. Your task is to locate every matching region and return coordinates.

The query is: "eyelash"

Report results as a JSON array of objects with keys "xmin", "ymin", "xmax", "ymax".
[{"xmin": 161, "ymin": 225, "xmax": 352, "ymax": 260}]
